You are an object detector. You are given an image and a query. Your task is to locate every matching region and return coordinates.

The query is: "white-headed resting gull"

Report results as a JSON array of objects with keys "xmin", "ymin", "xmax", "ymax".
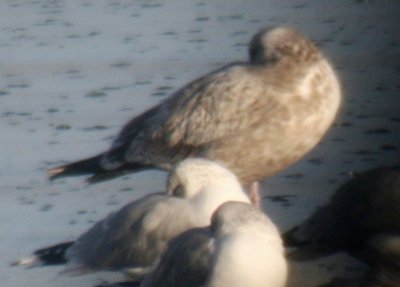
[
  {"xmin": 118, "ymin": 201, "xmax": 286, "ymax": 287},
  {"xmin": 284, "ymin": 166, "xmax": 400, "ymax": 287},
  {"xmin": 15, "ymin": 158, "xmax": 251, "ymax": 280},
  {"xmin": 48, "ymin": 26, "xmax": 341, "ymax": 187}
]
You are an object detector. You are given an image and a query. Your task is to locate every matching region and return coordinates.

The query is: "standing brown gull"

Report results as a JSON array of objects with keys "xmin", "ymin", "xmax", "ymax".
[
  {"xmin": 16, "ymin": 159, "xmax": 250, "ymax": 280},
  {"xmin": 49, "ymin": 26, "xmax": 341, "ymax": 185},
  {"xmin": 106, "ymin": 201, "xmax": 286, "ymax": 287}
]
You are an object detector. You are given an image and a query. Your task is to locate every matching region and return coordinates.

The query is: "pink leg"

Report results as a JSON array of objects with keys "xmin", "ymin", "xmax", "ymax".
[{"xmin": 249, "ymin": 181, "xmax": 261, "ymax": 208}]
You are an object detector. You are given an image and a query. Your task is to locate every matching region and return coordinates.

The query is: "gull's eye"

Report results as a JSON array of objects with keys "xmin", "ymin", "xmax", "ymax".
[{"xmin": 172, "ymin": 185, "xmax": 185, "ymax": 198}]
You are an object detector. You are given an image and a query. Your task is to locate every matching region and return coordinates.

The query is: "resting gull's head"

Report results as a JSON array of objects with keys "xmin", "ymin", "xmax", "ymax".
[
  {"xmin": 167, "ymin": 158, "xmax": 245, "ymax": 198},
  {"xmin": 207, "ymin": 201, "xmax": 287, "ymax": 287},
  {"xmin": 167, "ymin": 158, "xmax": 251, "ymax": 224},
  {"xmin": 249, "ymin": 26, "xmax": 319, "ymax": 65}
]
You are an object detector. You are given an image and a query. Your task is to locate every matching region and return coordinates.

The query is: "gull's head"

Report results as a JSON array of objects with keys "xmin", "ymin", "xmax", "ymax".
[
  {"xmin": 211, "ymin": 201, "xmax": 272, "ymax": 234},
  {"xmin": 248, "ymin": 26, "xmax": 319, "ymax": 65},
  {"xmin": 167, "ymin": 159, "xmax": 250, "ymax": 225},
  {"xmin": 167, "ymin": 158, "xmax": 246, "ymax": 200}
]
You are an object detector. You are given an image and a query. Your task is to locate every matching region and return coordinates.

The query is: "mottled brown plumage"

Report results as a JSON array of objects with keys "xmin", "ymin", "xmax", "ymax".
[{"xmin": 49, "ymin": 26, "xmax": 341, "ymax": 184}]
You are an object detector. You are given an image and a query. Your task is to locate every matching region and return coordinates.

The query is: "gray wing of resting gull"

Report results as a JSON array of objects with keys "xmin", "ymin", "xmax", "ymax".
[
  {"xmin": 65, "ymin": 193, "xmax": 194, "ymax": 278},
  {"xmin": 92, "ymin": 229, "xmax": 211, "ymax": 287},
  {"xmin": 48, "ymin": 26, "xmax": 342, "ymax": 185},
  {"xmin": 138, "ymin": 227, "xmax": 213, "ymax": 287},
  {"xmin": 284, "ymin": 165, "xmax": 400, "ymax": 263},
  {"xmin": 16, "ymin": 159, "xmax": 251, "ymax": 280},
  {"xmin": 137, "ymin": 201, "xmax": 287, "ymax": 287}
]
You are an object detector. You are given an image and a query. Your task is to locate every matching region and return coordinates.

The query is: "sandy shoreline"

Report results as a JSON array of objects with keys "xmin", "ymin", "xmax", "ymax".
[{"xmin": 1, "ymin": 0, "xmax": 399, "ymax": 286}]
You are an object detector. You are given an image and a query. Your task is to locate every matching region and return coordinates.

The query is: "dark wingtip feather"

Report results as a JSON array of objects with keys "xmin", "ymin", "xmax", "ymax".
[
  {"xmin": 85, "ymin": 163, "xmax": 152, "ymax": 184},
  {"xmin": 48, "ymin": 154, "xmax": 152, "ymax": 183},
  {"xmin": 33, "ymin": 241, "xmax": 74, "ymax": 265},
  {"xmin": 48, "ymin": 155, "xmax": 104, "ymax": 181}
]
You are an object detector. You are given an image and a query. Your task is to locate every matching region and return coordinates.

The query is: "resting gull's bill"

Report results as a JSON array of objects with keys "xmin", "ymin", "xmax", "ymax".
[
  {"xmin": 106, "ymin": 201, "xmax": 287, "ymax": 287},
  {"xmin": 15, "ymin": 159, "xmax": 251, "ymax": 280},
  {"xmin": 48, "ymin": 26, "xmax": 342, "ymax": 185},
  {"xmin": 284, "ymin": 166, "xmax": 400, "ymax": 287}
]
